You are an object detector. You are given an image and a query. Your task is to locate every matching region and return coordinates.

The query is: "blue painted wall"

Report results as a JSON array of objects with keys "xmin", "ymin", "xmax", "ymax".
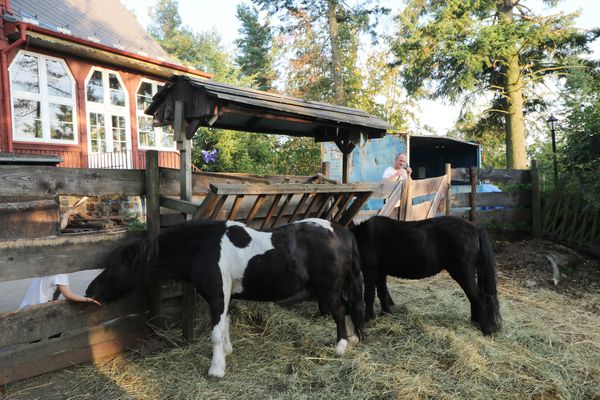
[{"xmin": 322, "ymin": 134, "xmax": 407, "ymax": 183}]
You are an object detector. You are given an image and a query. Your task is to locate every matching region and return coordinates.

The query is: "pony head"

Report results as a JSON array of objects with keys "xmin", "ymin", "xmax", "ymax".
[{"xmin": 86, "ymin": 237, "xmax": 157, "ymax": 303}]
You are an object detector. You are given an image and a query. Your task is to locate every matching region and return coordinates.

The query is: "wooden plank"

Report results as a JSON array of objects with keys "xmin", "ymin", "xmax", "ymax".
[
  {"xmin": 0, "ymin": 314, "xmax": 150, "ymax": 385},
  {"xmin": 0, "ymin": 198, "xmax": 60, "ymax": 240},
  {"xmin": 301, "ymin": 193, "xmax": 324, "ymax": 219},
  {"xmin": 451, "ymin": 191, "xmax": 532, "ymax": 208},
  {"xmin": 245, "ymin": 195, "xmax": 266, "ymax": 225},
  {"xmin": 145, "ymin": 151, "xmax": 161, "ymax": 237},
  {"xmin": 314, "ymin": 194, "xmax": 333, "ymax": 218},
  {"xmin": 0, "ymin": 289, "xmax": 148, "ymax": 347},
  {"xmin": 209, "ymin": 182, "xmax": 377, "ymax": 196},
  {"xmin": 0, "ymin": 166, "xmax": 144, "ymax": 197},
  {"xmin": 339, "ymin": 192, "xmax": 372, "ymax": 226},
  {"xmin": 261, "ymin": 194, "xmax": 282, "ymax": 229},
  {"xmin": 323, "ymin": 194, "xmax": 345, "ymax": 220},
  {"xmin": 228, "ymin": 195, "xmax": 245, "ymax": 220},
  {"xmin": 426, "ymin": 176, "xmax": 447, "ymax": 219},
  {"xmin": 450, "ymin": 208, "xmax": 532, "ymax": 226},
  {"xmin": 209, "ymin": 194, "xmax": 229, "ymax": 220},
  {"xmin": 272, "ymin": 193, "xmax": 294, "ymax": 227},
  {"xmin": 192, "ymin": 192, "xmax": 220, "ymax": 220},
  {"xmin": 159, "ymin": 196, "xmax": 200, "ymax": 215},
  {"xmin": 0, "ymin": 230, "xmax": 144, "ymax": 283},
  {"xmin": 410, "ymin": 176, "xmax": 445, "ymax": 197},
  {"xmin": 288, "ymin": 193, "xmax": 310, "ymax": 223},
  {"xmin": 451, "ymin": 167, "xmax": 531, "ymax": 184},
  {"xmin": 405, "ymin": 201, "xmax": 432, "ymax": 221},
  {"xmin": 332, "ymin": 194, "xmax": 355, "ymax": 222},
  {"xmin": 378, "ymin": 180, "xmax": 405, "ymax": 217}
]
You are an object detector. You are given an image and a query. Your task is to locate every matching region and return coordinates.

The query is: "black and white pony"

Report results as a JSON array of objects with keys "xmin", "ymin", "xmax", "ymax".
[
  {"xmin": 87, "ymin": 218, "xmax": 364, "ymax": 378},
  {"xmin": 351, "ymin": 215, "xmax": 501, "ymax": 335}
]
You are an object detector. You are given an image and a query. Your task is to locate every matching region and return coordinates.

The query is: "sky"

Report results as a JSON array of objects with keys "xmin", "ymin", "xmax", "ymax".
[{"xmin": 122, "ymin": 0, "xmax": 600, "ymax": 135}]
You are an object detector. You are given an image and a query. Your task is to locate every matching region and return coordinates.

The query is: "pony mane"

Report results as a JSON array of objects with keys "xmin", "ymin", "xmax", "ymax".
[{"xmin": 109, "ymin": 235, "xmax": 159, "ymax": 281}]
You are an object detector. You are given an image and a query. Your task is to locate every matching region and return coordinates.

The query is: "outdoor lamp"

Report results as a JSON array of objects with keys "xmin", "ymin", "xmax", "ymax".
[{"xmin": 546, "ymin": 114, "xmax": 558, "ymax": 185}]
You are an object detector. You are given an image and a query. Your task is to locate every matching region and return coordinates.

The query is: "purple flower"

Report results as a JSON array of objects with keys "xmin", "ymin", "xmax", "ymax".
[{"xmin": 201, "ymin": 149, "xmax": 218, "ymax": 164}]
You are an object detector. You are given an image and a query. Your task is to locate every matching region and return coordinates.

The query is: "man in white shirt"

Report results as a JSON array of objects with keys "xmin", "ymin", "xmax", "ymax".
[
  {"xmin": 19, "ymin": 274, "xmax": 100, "ymax": 308},
  {"xmin": 382, "ymin": 153, "xmax": 412, "ymax": 181}
]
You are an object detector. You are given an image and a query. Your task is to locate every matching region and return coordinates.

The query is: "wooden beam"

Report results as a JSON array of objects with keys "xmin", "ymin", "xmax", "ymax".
[
  {"xmin": 159, "ymin": 196, "xmax": 200, "ymax": 215},
  {"xmin": 0, "ymin": 230, "xmax": 144, "ymax": 283},
  {"xmin": 470, "ymin": 167, "xmax": 477, "ymax": 223},
  {"xmin": 209, "ymin": 182, "xmax": 376, "ymax": 195},
  {"xmin": 531, "ymin": 160, "xmax": 542, "ymax": 237},
  {"xmin": 0, "ymin": 166, "xmax": 144, "ymax": 197},
  {"xmin": 445, "ymin": 163, "xmax": 451, "ymax": 216}
]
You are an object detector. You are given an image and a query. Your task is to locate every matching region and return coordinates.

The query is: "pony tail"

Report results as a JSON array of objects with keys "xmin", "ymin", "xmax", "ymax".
[
  {"xmin": 347, "ymin": 233, "xmax": 365, "ymax": 340},
  {"xmin": 476, "ymin": 226, "xmax": 502, "ymax": 335}
]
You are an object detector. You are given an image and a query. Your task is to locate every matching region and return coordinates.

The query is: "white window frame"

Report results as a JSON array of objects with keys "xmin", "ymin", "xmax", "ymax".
[
  {"xmin": 84, "ymin": 67, "xmax": 131, "ymax": 154},
  {"xmin": 135, "ymin": 79, "xmax": 176, "ymax": 151},
  {"xmin": 9, "ymin": 50, "xmax": 78, "ymax": 144}
]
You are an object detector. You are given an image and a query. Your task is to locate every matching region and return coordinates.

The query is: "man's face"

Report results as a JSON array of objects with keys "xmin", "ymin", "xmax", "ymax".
[{"xmin": 394, "ymin": 155, "xmax": 407, "ymax": 169}]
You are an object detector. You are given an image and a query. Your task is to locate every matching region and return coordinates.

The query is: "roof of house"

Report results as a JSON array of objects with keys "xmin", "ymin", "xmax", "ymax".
[
  {"xmin": 9, "ymin": 0, "xmax": 170, "ymax": 62},
  {"xmin": 146, "ymin": 75, "xmax": 395, "ymax": 142}
]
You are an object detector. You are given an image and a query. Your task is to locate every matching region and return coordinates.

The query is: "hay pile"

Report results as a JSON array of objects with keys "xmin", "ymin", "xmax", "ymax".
[{"xmin": 7, "ymin": 269, "xmax": 599, "ymax": 400}]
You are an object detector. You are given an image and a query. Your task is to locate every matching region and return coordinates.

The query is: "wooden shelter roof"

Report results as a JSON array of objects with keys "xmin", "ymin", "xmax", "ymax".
[{"xmin": 145, "ymin": 75, "xmax": 395, "ymax": 144}]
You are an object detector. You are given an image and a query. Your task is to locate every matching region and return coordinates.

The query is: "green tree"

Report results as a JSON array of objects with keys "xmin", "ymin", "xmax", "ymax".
[
  {"xmin": 557, "ymin": 65, "xmax": 600, "ymax": 206},
  {"xmin": 235, "ymin": 4, "xmax": 277, "ymax": 91},
  {"xmin": 253, "ymin": 0, "xmax": 388, "ymax": 105},
  {"xmin": 390, "ymin": 0, "xmax": 598, "ymax": 169}
]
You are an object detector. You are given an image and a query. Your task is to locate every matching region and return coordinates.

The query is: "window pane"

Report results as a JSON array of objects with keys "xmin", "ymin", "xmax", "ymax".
[
  {"xmin": 46, "ymin": 60, "xmax": 72, "ymax": 97},
  {"xmin": 13, "ymin": 98, "xmax": 42, "ymax": 139},
  {"xmin": 48, "ymin": 103, "xmax": 75, "ymax": 141},
  {"xmin": 87, "ymin": 70, "xmax": 104, "ymax": 103},
  {"xmin": 112, "ymin": 115, "xmax": 127, "ymax": 151},
  {"xmin": 50, "ymin": 122, "xmax": 74, "ymax": 140},
  {"xmin": 109, "ymin": 74, "xmax": 125, "ymax": 106},
  {"xmin": 137, "ymin": 116, "xmax": 155, "ymax": 147},
  {"xmin": 161, "ymin": 125, "xmax": 175, "ymax": 148},
  {"xmin": 89, "ymin": 112, "xmax": 106, "ymax": 153},
  {"xmin": 49, "ymin": 103, "xmax": 73, "ymax": 123},
  {"xmin": 137, "ymin": 82, "xmax": 153, "ymax": 110},
  {"xmin": 11, "ymin": 54, "xmax": 40, "ymax": 93}
]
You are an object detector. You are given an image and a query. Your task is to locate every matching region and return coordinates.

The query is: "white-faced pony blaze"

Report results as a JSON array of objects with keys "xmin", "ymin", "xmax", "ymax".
[
  {"xmin": 351, "ymin": 215, "xmax": 501, "ymax": 335},
  {"xmin": 86, "ymin": 218, "xmax": 364, "ymax": 378}
]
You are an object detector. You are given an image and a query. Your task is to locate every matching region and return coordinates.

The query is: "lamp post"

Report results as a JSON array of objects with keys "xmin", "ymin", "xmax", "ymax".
[{"xmin": 547, "ymin": 114, "xmax": 558, "ymax": 185}]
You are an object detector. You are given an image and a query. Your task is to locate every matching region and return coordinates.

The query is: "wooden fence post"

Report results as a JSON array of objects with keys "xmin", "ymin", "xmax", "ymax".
[
  {"xmin": 470, "ymin": 166, "xmax": 477, "ymax": 223},
  {"xmin": 445, "ymin": 163, "xmax": 451, "ymax": 216},
  {"xmin": 531, "ymin": 159, "xmax": 542, "ymax": 237},
  {"xmin": 145, "ymin": 150, "xmax": 162, "ymax": 323},
  {"xmin": 174, "ymin": 101, "xmax": 195, "ymax": 344},
  {"xmin": 321, "ymin": 161, "xmax": 330, "ymax": 178}
]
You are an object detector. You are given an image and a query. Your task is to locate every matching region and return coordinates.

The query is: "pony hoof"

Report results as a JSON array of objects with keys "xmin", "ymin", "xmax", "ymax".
[
  {"xmin": 224, "ymin": 345, "xmax": 233, "ymax": 356},
  {"xmin": 347, "ymin": 334, "xmax": 360, "ymax": 346},
  {"xmin": 208, "ymin": 367, "xmax": 225, "ymax": 380},
  {"xmin": 335, "ymin": 339, "xmax": 348, "ymax": 355}
]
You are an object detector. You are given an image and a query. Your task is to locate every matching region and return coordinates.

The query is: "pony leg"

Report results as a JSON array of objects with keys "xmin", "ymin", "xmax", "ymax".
[
  {"xmin": 223, "ymin": 314, "xmax": 233, "ymax": 356},
  {"xmin": 376, "ymin": 275, "xmax": 393, "ymax": 315},
  {"xmin": 207, "ymin": 276, "xmax": 232, "ymax": 379},
  {"xmin": 363, "ymin": 270, "xmax": 377, "ymax": 321},
  {"xmin": 447, "ymin": 267, "xmax": 483, "ymax": 326},
  {"xmin": 345, "ymin": 315, "xmax": 359, "ymax": 346}
]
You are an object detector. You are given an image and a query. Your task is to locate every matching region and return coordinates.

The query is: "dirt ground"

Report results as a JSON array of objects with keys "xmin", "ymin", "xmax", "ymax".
[{"xmin": 2, "ymin": 237, "xmax": 599, "ymax": 400}]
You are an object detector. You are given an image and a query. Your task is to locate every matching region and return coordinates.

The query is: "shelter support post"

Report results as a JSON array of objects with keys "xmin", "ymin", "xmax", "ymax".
[
  {"xmin": 145, "ymin": 150, "xmax": 163, "ymax": 325},
  {"xmin": 445, "ymin": 163, "xmax": 451, "ymax": 216},
  {"xmin": 531, "ymin": 159, "xmax": 542, "ymax": 237},
  {"xmin": 334, "ymin": 135, "xmax": 358, "ymax": 184},
  {"xmin": 175, "ymin": 100, "xmax": 195, "ymax": 344},
  {"xmin": 469, "ymin": 166, "xmax": 477, "ymax": 223},
  {"xmin": 321, "ymin": 161, "xmax": 330, "ymax": 178}
]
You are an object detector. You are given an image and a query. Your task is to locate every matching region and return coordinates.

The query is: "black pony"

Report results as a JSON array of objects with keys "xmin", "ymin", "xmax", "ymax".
[
  {"xmin": 351, "ymin": 215, "xmax": 501, "ymax": 335},
  {"xmin": 87, "ymin": 218, "xmax": 364, "ymax": 378}
]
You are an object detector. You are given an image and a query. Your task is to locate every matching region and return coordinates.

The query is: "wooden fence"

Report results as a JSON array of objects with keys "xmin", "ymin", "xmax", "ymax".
[
  {"xmin": 541, "ymin": 179, "xmax": 600, "ymax": 257},
  {"xmin": 449, "ymin": 166, "xmax": 539, "ymax": 233},
  {"xmin": 0, "ymin": 159, "xmax": 384, "ymax": 384}
]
